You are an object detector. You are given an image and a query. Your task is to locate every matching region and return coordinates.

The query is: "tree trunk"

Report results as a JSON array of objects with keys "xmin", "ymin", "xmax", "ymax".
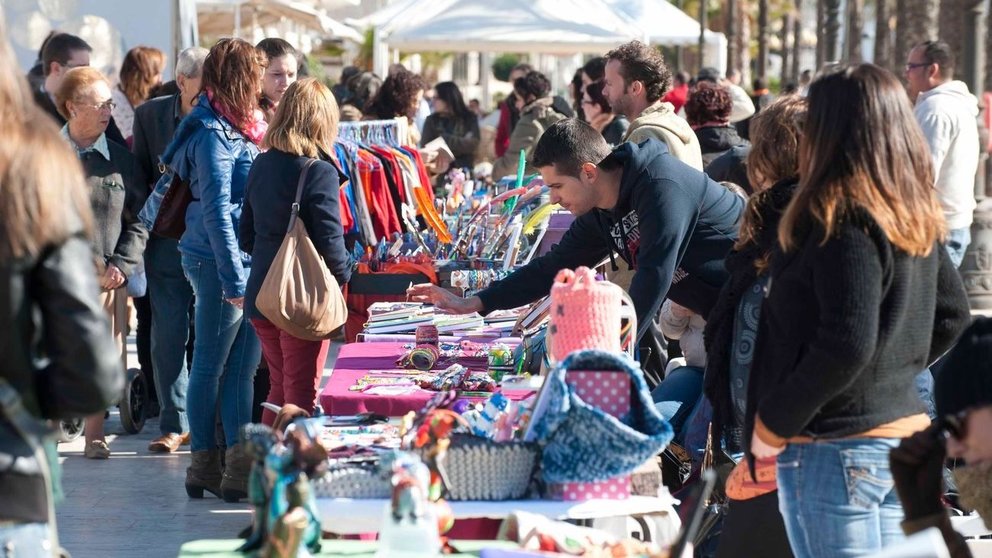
[
  {"xmin": 782, "ymin": 13, "xmax": 793, "ymax": 82},
  {"xmin": 874, "ymin": 0, "xmax": 893, "ymax": 71},
  {"xmin": 727, "ymin": 0, "xmax": 739, "ymax": 74},
  {"xmin": 847, "ymin": 0, "xmax": 864, "ymax": 62},
  {"xmin": 792, "ymin": 0, "xmax": 804, "ymax": 81},
  {"xmin": 823, "ymin": 0, "xmax": 842, "ymax": 63},
  {"xmin": 758, "ymin": 0, "xmax": 770, "ymax": 78},
  {"xmin": 939, "ymin": 0, "xmax": 963, "ymax": 69},
  {"xmin": 896, "ymin": 0, "xmax": 940, "ymax": 67},
  {"xmin": 738, "ymin": 0, "xmax": 753, "ymax": 86},
  {"xmin": 816, "ymin": 0, "xmax": 825, "ymax": 68},
  {"xmin": 699, "ymin": 0, "xmax": 709, "ymax": 72}
]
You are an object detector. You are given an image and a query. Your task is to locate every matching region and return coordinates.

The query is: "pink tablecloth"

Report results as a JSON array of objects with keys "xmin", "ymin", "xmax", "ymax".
[{"xmin": 319, "ymin": 342, "xmax": 533, "ymax": 417}]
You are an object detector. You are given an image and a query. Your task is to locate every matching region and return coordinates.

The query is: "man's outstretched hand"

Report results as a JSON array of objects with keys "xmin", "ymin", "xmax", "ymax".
[{"xmin": 406, "ymin": 284, "xmax": 483, "ymax": 314}]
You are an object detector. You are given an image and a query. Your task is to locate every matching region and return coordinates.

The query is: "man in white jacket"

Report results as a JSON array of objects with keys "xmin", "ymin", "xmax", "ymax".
[{"xmin": 906, "ymin": 40, "xmax": 980, "ymax": 267}]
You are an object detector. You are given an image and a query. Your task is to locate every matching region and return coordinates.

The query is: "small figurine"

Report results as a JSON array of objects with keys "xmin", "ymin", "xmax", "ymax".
[
  {"xmin": 260, "ymin": 422, "xmax": 328, "ymax": 558},
  {"xmin": 238, "ymin": 424, "xmax": 279, "ymax": 552}
]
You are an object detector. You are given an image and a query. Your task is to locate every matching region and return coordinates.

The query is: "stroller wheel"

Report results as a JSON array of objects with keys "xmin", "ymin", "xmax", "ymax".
[
  {"xmin": 57, "ymin": 418, "xmax": 85, "ymax": 443},
  {"xmin": 119, "ymin": 368, "xmax": 147, "ymax": 434}
]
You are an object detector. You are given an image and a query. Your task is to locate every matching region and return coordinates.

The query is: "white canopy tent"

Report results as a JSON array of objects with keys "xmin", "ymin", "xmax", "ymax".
[
  {"xmin": 376, "ymin": 0, "xmax": 646, "ymax": 54},
  {"xmin": 607, "ymin": 0, "xmax": 726, "ymax": 71},
  {"xmin": 197, "ymin": 0, "xmax": 362, "ymax": 42}
]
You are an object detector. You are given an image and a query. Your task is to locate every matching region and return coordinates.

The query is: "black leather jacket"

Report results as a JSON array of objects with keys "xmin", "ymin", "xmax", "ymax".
[{"xmin": 0, "ymin": 231, "xmax": 122, "ymax": 523}]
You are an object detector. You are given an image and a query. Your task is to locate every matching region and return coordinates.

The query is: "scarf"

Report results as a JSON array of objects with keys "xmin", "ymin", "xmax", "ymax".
[
  {"xmin": 206, "ymin": 88, "xmax": 267, "ymax": 145},
  {"xmin": 702, "ymin": 178, "xmax": 799, "ymax": 450}
]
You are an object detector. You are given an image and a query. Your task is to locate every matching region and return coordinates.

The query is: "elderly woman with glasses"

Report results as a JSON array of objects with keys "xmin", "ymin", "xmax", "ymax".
[{"xmin": 55, "ymin": 66, "xmax": 149, "ymax": 459}]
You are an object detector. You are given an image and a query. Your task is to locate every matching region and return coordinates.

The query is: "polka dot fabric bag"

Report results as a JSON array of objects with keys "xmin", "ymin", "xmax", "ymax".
[{"xmin": 531, "ymin": 350, "xmax": 674, "ymax": 484}]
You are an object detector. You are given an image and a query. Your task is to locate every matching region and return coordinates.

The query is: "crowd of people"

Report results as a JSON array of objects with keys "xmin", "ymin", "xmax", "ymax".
[{"xmin": 0, "ymin": 7, "xmax": 988, "ymax": 556}]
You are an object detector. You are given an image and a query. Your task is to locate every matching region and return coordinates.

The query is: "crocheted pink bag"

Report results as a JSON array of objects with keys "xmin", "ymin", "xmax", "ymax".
[{"xmin": 548, "ymin": 267, "xmax": 623, "ymax": 361}]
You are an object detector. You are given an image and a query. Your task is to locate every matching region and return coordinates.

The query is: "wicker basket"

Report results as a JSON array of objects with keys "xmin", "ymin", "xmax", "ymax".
[
  {"xmin": 418, "ymin": 434, "xmax": 539, "ymax": 501},
  {"xmin": 313, "ymin": 460, "xmax": 391, "ymax": 499}
]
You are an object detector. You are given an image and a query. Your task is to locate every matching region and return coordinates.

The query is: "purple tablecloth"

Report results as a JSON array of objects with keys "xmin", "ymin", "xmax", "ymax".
[{"xmin": 319, "ymin": 342, "xmax": 532, "ymax": 417}]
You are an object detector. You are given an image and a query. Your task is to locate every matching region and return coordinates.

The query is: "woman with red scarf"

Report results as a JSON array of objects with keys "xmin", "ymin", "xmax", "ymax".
[{"xmin": 156, "ymin": 38, "xmax": 267, "ymax": 502}]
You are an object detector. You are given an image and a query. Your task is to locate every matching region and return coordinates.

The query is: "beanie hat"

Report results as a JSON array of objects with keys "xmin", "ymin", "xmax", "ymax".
[
  {"xmin": 934, "ymin": 317, "xmax": 992, "ymax": 418},
  {"xmin": 697, "ymin": 67, "xmax": 721, "ymax": 83}
]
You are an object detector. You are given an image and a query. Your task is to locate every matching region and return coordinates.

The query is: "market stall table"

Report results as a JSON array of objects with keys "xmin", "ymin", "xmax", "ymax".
[
  {"xmin": 319, "ymin": 342, "xmax": 533, "ymax": 416},
  {"xmin": 177, "ymin": 539, "xmax": 520, "ymax": 557},
  {"xmin": 316, "ymin": 495, "xmax": 681, "ymax": 544}
]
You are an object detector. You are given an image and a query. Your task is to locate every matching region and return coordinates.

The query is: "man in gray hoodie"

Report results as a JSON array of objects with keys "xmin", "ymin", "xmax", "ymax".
[
  {"xmin": 603, "ymin": 41, "xmax": 703, "ymax": 170},
  {"xmin": 906, "ymin": 40, "xmax": 980, "ymax": 267}
]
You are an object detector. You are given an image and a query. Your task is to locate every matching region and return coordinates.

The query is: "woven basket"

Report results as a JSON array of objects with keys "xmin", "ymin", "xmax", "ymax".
[
  {"xmin": 418, "ymin": 434, "xmax": 539, "ymax": 501},
  {"xmin": 312, "ymin": 460, "xmax": 391, "ymax": 499}
]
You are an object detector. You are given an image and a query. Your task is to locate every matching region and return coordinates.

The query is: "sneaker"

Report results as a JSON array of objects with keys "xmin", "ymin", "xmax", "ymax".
[{"xmin": 84, "ymin": 440, "xmax": 111, "ymax": 459}]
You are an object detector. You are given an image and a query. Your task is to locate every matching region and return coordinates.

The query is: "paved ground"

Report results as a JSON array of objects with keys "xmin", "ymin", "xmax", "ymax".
[{"xmin": 55, "ymin": 337, "xmax": 340, "ymax": 558}]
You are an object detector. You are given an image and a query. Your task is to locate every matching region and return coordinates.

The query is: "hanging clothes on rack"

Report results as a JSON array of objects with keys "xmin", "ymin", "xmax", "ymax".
[{"xmin": 334, "ymin": 118, "xmax": 435, "ymax": 248}]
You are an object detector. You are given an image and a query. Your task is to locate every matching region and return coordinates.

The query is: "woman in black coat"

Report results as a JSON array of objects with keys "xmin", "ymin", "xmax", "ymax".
[
  {"xmin": 240, "ymin": 79, "xmax": 352, "ymax": 427},
  {"xmin": 0, "ymin": 30, "xmax": 121, "ymax": 548},
  {"xmin": 703, "ymin": 95, "xmax": 808, "ymax": 558}
]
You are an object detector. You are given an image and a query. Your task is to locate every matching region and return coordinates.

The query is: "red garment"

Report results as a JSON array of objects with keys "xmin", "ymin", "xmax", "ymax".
[
  {"xmin": 495, "ymin": 101, "xmax": 513, "ymax": 158},
  {"xmin": 662, "ymin": 84, "xmax": 689, "ymax": 113},
  {"xmin": 356, "ymin": 151, "xmax": 402, "ymax": 239},
  {"xmin": 338, "ymin": 181, "xmax": 355, "ymax": 233},
  {"xmin": 252, "ymin": 318, "xmax": 331, "ymax": 425}
]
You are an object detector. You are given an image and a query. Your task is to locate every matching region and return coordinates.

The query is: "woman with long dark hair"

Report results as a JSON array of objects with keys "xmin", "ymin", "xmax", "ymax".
[
  {"xmin": 0, "ymin": 15, "xmax": 121, "ymax": 550},
  {"xmin": 747, "ymin": 64, "xmax": 971, "ymax": 557},
  {"xmin": 703, "ymin": 95, "xmax": 808, "ymax": 558},
  {"xmin": 420, "ymin": 81, "xmax": 479, "ymax": 170},
  {"xmin": 158, "ymin": 38, "xmax": 267, "ymax": 502}
]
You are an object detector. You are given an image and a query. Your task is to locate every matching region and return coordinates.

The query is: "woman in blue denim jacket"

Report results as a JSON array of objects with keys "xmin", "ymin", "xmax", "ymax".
[{"xmin": 158, "ymin": 38, "xmax": 268, "ymax": 502}]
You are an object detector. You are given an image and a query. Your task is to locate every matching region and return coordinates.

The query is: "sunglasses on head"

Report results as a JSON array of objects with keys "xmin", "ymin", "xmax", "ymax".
[{"xmin": 937, "ymin": 409, "xmax": 970, "ymax": 441}]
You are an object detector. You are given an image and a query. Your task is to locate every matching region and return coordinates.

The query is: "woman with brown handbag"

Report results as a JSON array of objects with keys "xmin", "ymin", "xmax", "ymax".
[{"xmin": 240, "ymin": 78, "xmax": 352, "ymax": 427}]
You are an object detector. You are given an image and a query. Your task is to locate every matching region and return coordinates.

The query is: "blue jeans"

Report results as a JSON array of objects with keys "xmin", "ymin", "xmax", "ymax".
[
  {"xmin": 777, "ymin": 438, "xmax": 904, "ymax": 558},
  {"xmin": 146, "ymin": 235, "xmax": 193, "ymax": 435},
  {"xmin": 650, "ymin": 366, "xmax": 704, "ymax": 444},
  {"xmin": 945, "ymin": 226, "xmax": 971, "ymax": 268},
  {"xmin": 182, "ymin": 253, "xmax": 260, "ymax": 451},
  {"xmin": 0, "ymin": 523, "xmax": 54, "ymax": 557},
  {"xmin": 915, "ymin": 368, "xmax": 936, "ymax": 419}
]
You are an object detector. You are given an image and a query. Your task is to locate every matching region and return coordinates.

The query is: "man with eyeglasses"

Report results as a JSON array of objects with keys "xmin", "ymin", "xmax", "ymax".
[
  {"xmin": 891, "ymin": 317, "xmax": 992, "ymax": 558},
  {"xmin": 905, "ymin": 40, "xmax": 980, "ymax": 269},
  {"xmin": 32, "ymin": 32, "xmax": 127, "ymax": 146}
]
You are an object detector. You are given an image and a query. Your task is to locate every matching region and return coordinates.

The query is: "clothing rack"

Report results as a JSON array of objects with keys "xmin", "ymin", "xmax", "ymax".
[{"xmin": 338, "ymin": 117, "xmax": 410, "ymax": 147}]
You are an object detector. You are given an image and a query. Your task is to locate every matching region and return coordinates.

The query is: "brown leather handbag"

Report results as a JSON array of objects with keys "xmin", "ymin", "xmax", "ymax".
[
  {"xmin": 256, "ymin": 159, "xmax": 348, "ymax": 341},
  {"xmin": 152, "ymin": 169, "xmax": 193, "ymax": 240}
]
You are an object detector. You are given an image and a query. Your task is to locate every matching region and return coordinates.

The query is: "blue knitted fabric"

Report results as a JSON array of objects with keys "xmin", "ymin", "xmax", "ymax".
[{"xmin": 532, "ymin": 350, "xmax": 674, "ymax": 483}]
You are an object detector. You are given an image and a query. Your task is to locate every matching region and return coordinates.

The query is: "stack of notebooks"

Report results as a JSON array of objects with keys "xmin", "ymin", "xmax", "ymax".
[
  {"xmin": 364, "ymin": 303, "xmax": 434, "ymax": 334},
  {"xmin": 434, "ymin": 313, "xmax": 485, "ymax": 333}
]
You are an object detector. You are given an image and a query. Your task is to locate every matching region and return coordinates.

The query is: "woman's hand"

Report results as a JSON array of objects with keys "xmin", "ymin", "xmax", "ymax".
[
  {"xmin": 750, "ymin": 428, "xmax": 785, "ymax": 459},
  {"xmin": 101, "ymin": 264, "xmax": 126, "ymax": 290},
  {"xmin": 406, "ymin": 284, "xmax": 482, "ymax": 314},
  {"xmin": 226, "ymin": 297, "xmax": 245, "ymax": 309}
]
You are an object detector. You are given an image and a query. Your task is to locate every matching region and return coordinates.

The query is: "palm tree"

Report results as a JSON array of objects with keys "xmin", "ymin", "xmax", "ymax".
[
  {"xmin": 726, "ymin": 0, "xmax": 740, "ymax": 76},
  {"xmin": 758, "ymin": 0, "xmax": 770, "ymax": 78},
  {"xmin": 823, "ymin": 0, "xmax": 842, "ymax": 63},
  {"xmin": 873, "ymin": 0, "xmax": 894, "ymax": 72},
  {"xmin": 782, "ymin": 12, "xmax": 793, "ymax": 82},
  {"xmin": 846, "ymin": 0, "xmax": 864, "ymax": 62},
  {"xmin": 896, "ymin": 0, "xmax": 940, "ymax": 67},
  {"xmin": 792, "ymin": 0, "xmax": 803, "ymax": 81}
]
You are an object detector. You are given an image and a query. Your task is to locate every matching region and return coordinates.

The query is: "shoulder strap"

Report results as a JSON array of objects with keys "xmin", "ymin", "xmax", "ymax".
[{"xmin": 288, "ymin": 158, "xmax": 318, "ymax": 234}]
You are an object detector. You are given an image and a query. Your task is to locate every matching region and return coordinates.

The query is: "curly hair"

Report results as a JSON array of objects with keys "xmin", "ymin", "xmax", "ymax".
[
  {"xmin": 364, "ymin": 69, "xmax": 426, "ymax": 119},
  {"xmin": 200, "ymin": 38, "xmax": 266, "ymax": 130},
  {"xmin": 119, "ymin": 46, "xmax": 165, "ymax": 107},
  {"xmin": 604, "ymin": 41, "xmax": 672, "ymax": 103},
  {"xmin": 684, "ymin": 82, "xmax": 733, "ymax": 125},
  {"xmin": 746, "ymin": 95, "xmax": 807, "ymax": 191},
  {"xmin": 512, "ymin": 71, "xmax": 551, "ymax": 102}
]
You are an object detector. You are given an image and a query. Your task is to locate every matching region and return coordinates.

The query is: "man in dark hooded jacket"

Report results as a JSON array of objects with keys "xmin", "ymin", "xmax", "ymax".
[{"xmin": 409, "ymin": 119, "xmax": 743, "ymax": 383}]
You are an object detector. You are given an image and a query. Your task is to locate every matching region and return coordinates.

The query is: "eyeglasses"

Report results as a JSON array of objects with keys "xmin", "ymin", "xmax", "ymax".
[
  {"xmin": 83, "ymin": 100, "xmax": 117, "ymax": 112},
  {"xmin": 905, "ymin": 62, "xmax": 932, "ymax": 71}
]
